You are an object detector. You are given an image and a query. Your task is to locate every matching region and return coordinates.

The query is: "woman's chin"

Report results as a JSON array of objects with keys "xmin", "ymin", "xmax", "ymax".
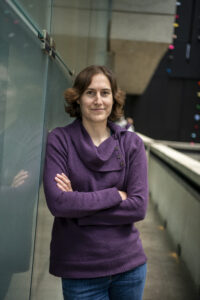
[{"xmin": 88, "ymin": 116, "xmax": 108, "ymax": 124}]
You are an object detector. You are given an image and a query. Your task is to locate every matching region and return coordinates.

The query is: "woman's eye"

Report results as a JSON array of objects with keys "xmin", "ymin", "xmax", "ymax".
[
  {"xmin": 86, "ymin": 90, "xmax": 95, "ymax": 96},
  {"xmin": 101, "ymin": 91, "xmax": 110, "ymax": 96}
]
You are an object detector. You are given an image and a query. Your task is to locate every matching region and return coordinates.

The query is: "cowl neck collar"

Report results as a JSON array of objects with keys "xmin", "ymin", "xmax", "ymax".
[{"xmin": 68, "ymin": 118, "xmax": 126, "ymax": 172}]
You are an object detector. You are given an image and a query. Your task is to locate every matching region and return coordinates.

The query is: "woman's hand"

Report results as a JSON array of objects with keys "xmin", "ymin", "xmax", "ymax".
[
  {"xmin": 118, "ymin": 190, "xmax": 127, "ymax": 201},
  {"xmin": 11, "ymin": 169, "xmax": 29, "ymax": 188},
  {"xmin": 55, "ymin": 173, "xmax": 73, "ymax": 192}
]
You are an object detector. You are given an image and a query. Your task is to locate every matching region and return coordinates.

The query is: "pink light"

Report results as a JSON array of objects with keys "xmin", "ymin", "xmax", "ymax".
[{"xmin": 169, "ymin": 44, "xmax": 175, "ymax": 50}]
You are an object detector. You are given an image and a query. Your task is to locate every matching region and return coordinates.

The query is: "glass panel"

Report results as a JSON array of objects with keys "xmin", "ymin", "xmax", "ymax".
[
  {"xmin": 0, "ymin": 1, "xmax": 49, "ymax": 299},
  {"xmin": 51, "ymin": 0, "xmax": 112, "ymax": 73},
  {"xmin": 51, "ymin": 0, "xmax": 89, "ymax": 72},
  {"xmin": 87, "ymin": 6, "xmax": 110, "ymax": 66},
  {"xmin": 91, "ymin": 0, "xmax": 111, "ymax": 10},
  {"xmin": 45, "ymin": 59, "xmax": 73, "ymax": 131},
  {"xmin": 12, "ymin": 0, "xmax": 52, "ymax": 32},
  {"xmin": 30, "ymin": 56, "xmax": 72, "ymax": 300},
  {"xmin": 0, "ymin": 1, "xmax": 112, "ymax": 299}
]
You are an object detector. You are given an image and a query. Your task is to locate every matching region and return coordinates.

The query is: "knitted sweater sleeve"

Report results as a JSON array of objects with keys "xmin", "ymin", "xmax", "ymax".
[
  {"xmin": 78, "ymin": 137, "xmax": 148, "ymax": 226},
  {"xmin": 43, "ymin": 131, "xmax": 122, "ymax": 218}
]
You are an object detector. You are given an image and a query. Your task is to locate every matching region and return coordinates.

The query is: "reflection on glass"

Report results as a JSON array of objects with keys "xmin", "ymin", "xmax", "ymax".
[
  {"xmin": 14, "ymin": 0, "xmax": 51, "ymax": 32},
  {"xmin": 45, "ymin": 59, "xmax": 72, "ymax": 131},
  {"xmin": 51, "ymin": 0, "xmax": 111, "ymax": 73},
  {"xmin": 87, "ymin": 9, "xmax": 110, "ymax": 66},
  {"xmin": 0, "ymin": 2, "xmax": 48, "ymax": 299},
  {"xmin": 29, "ymin": 58, "xmax": 72, "ymax": 299}
]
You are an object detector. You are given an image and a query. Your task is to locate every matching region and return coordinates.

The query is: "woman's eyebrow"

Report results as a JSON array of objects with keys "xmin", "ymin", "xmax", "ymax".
[{"xmin": 87, "ymin": 88, "xmax": 111, "ymax": 91}]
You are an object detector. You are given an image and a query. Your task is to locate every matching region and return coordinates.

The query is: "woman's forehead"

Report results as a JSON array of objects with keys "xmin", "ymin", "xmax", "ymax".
[{"xmin": 87, "ymin": 73, "xmax": 111, "ymax": 89}]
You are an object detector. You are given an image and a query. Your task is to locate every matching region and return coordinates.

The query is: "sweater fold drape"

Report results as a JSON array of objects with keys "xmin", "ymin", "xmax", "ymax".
[{"xmin": 43, "ymin": 118, "xmax": 148, "ymax": 278}]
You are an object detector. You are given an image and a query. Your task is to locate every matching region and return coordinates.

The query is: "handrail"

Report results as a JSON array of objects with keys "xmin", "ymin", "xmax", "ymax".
[{"xmin": 137, "ymin": 132, "xmax": 200, "ymax": 189}]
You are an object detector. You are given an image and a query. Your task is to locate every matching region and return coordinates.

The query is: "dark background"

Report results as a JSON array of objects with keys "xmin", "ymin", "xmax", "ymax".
[{"xmin": 124, "ymin": 0, "xmax": 200, "ymax": 142}]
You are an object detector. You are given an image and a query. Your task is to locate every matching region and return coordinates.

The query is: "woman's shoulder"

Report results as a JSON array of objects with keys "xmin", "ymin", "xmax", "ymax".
[
  {"xmin": 46, "ymin": 121, "xmax": 76, "ymax": 149},
  {"xmin": 48, "ymin": 120, "xmax": 76, "ymax": 138},
  {"xmin": 110, "ymin": 121, "xmax": 144, "ymax": 152},
  {"xmin": 122, "ymin": 130, "xmax": 145, "ymax": 152}
]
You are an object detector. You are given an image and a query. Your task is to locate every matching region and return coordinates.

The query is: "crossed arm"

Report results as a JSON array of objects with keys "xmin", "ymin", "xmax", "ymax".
[
  {"xmin": 55, "ymin": 173, "xmax": 127, "ymax": 201},
  {"xmin": 44, "ymin": 132, "xmax": 148, "ymax": 226},
  {"xmin": 43, "ymin": 132, "xmax": 126, "ymax": 219},
  {"xmin": 55, "ymin": 153, "xmax": 148, "ymax": 226},
  {"xmin": 44, "ymin": 133, "xmax": 148, "ymax": 226}
]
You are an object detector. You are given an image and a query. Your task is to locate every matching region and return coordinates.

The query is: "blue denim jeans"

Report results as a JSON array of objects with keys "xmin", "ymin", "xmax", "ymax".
[{"xmin": 62, "ymin": 263, "xmax": 147, "ymax": 300}]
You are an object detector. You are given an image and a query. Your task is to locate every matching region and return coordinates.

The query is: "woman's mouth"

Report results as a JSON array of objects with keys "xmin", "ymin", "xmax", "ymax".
[{"xmin": 91, "ymin": 108, "xmax": 105, "ymax": 111}]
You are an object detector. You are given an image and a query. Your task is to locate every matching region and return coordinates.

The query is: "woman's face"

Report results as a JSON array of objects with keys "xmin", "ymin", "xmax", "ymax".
[{"xmin": 78, "ymin": 73, "xmax": 113, "ymax": 125}]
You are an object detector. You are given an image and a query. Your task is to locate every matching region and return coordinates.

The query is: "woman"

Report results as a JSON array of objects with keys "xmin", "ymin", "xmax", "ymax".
[{"xmin": 43, "ymin": 65, "xmax": 148, "ymax": 300}]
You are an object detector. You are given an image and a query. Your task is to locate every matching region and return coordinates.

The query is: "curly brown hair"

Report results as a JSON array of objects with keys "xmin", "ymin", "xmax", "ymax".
[{"xmin": 64, "ymin": 65, "xmax": 125, "ymax": 122}]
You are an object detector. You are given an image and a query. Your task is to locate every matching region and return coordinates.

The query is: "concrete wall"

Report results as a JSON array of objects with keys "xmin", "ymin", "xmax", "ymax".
[
  {"xmin": 139, "ymin": 134, "xmax": 200, "ymax": 289},
  {"xmin": 111, "ymin": 0, "xmax": 176, "ymax": 94},
  {"xmin": 110, "ymin": 40, "xmax": 167, "ymax": 95}
]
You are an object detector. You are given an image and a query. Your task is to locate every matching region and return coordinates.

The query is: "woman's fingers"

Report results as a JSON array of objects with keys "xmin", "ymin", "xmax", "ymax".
[
  {"xmin": 56, "ymin": 182, "xmax": 66, "ymax": 192},
  {"xmin": 58, "ymin": 174, "xmax": 72, "ymax": 189},
  {"xmin": 55, "ymin": 173, "xmax": 73, "ymax": 192},
  {"xmin": 60, "ymin": 173, "xmax": 70, "ymax": 184},
  {"xmin": 60, "ymin": 173, "xmax": 72, "ymax": 190},
  {"xmin": 11, "ymin": 170, "xmax": 29, "ymax": 188},
  {"xmin": 62, "ymin": 173, "xmax": 72, "ymax": 191},
  {"xmin": 55, "ymin": 177, "xmax": 69, "ymax": 191}
]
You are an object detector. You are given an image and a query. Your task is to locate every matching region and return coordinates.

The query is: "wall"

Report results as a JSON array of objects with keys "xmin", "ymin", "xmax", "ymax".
[
  {"xmin": 110, "ymin": 0, "xmax": 176, "ymax": 94},
  {"xmin": 139, "ymin": 134, "xmax": 200, "ymax": 290}
]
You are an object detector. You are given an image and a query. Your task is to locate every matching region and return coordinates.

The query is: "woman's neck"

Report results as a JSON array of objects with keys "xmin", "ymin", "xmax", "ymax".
[{"xmin": 82, "ymin": 119, "xmax": 110, "ymax": 147}]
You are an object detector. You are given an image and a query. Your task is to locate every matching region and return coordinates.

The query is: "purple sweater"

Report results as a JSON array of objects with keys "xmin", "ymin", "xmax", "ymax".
[{"xmin": 43, "ymin": 118, "xmax": 148, "ymax": 278}]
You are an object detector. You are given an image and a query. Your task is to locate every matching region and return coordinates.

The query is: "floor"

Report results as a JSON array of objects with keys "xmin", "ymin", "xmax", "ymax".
[
  {"xmin": 30, "ymin": 188, "xmax": 199, "ymax": 300},
  {"xmin": 137, "ymin": 200, "xmax": 199, "ymax": 300}
]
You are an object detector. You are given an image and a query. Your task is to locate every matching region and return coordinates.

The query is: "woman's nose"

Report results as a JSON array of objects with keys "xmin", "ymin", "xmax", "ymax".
[{"xmin": 94, "ymin": 92, "xmax": 102, "ymax": 104}]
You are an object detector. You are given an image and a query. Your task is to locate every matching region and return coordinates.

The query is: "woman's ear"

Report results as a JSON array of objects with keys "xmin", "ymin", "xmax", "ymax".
[{"xmin": 77, "ymin": 99, "xmax": 80, "ymax": 104}]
